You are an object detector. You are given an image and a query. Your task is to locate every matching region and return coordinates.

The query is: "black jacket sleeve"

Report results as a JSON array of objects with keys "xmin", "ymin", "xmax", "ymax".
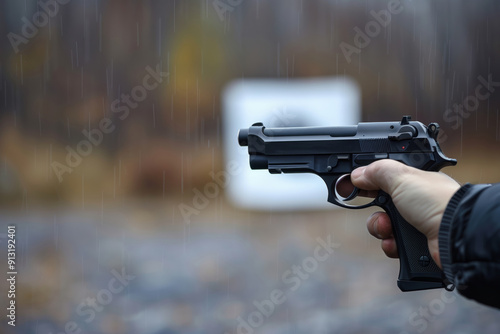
[{"xmin": 439, "ymin": 183, "xmax": 500, "ymax": 308}]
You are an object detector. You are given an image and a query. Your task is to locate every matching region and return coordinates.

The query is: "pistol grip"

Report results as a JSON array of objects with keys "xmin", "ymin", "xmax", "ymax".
[{"xmin": 375, "ymin": 191, "xmax": 451, "ymax": 291}]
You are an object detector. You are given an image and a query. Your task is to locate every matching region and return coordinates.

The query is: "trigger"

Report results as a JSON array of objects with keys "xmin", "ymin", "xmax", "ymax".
[{"xmin": 344, "ymin": 186, "xmax": 360, "ymax": 201}]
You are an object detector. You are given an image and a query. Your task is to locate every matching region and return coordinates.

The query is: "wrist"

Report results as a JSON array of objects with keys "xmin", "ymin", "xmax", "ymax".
[
  {"xmin": 428, "ymin": 237, "xmax": 441, "ymax": 269},
  {"xmin": 438, "ymin": 184, "xmax": 473, "ymax": 281}
]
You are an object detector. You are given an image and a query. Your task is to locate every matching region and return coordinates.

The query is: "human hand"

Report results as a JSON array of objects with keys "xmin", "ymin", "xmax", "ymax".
[{"xmin": 350, "ymin": 159, "xmax": 460, "ymax": 268}]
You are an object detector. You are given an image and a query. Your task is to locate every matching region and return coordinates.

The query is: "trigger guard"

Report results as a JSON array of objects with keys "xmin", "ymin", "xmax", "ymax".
[
  {"xmin": 332, "ymin": 174, "xmax": 374, "ymax": 209},
  {"xmin": 334, "ymin": 174, "xmax": 360, "ymax": 201}
]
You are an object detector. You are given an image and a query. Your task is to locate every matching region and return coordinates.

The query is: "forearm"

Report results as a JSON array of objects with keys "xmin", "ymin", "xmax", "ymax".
[{"xmin": 439, "ymin": 183, "xmax": 500, "ymax": 308}]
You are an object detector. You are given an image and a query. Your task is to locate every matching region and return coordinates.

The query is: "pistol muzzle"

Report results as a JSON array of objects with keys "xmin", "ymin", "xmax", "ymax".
[{"xmin": 238, "ymin": 129, "xmax": 249, "ymax": 146}]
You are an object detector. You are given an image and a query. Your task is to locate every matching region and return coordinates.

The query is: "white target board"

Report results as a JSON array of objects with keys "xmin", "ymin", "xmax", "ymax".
[{"xmin": 222, "ymin": 77, "xmax": 361, "ymax": 210}]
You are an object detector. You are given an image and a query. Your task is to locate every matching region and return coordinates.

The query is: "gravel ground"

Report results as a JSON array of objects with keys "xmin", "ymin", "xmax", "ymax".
[{"xmin": 0, "ymin": 200, "xmax": 498, "ymax": 334}]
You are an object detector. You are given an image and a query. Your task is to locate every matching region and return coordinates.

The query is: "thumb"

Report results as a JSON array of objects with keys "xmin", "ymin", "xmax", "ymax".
[{"xmin": 351, "ymin": 159, "xmax": 412, "ymax": 195}]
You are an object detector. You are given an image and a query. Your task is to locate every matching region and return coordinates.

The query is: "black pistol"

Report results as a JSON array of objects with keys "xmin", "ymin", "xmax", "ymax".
[{"xmin": 238, "ymin": 116, "xmax": 457, "ymax": 292}]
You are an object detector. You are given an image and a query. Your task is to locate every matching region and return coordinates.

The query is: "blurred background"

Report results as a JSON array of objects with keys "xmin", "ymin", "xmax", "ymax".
[{"xmin": 1, "ymin": 0, "xmax": 500, "ymax": 333}]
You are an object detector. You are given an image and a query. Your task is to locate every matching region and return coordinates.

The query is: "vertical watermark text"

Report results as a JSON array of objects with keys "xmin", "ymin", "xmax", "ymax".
[{"xmin": 6, "ymin": 226, "xmax": 17, "ymax": 327}]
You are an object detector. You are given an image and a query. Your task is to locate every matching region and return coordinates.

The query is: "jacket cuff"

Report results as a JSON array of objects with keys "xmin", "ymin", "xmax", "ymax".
[{"xmin": 439, "ymin": 184, "xmax": 472, "ymax": 283}]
